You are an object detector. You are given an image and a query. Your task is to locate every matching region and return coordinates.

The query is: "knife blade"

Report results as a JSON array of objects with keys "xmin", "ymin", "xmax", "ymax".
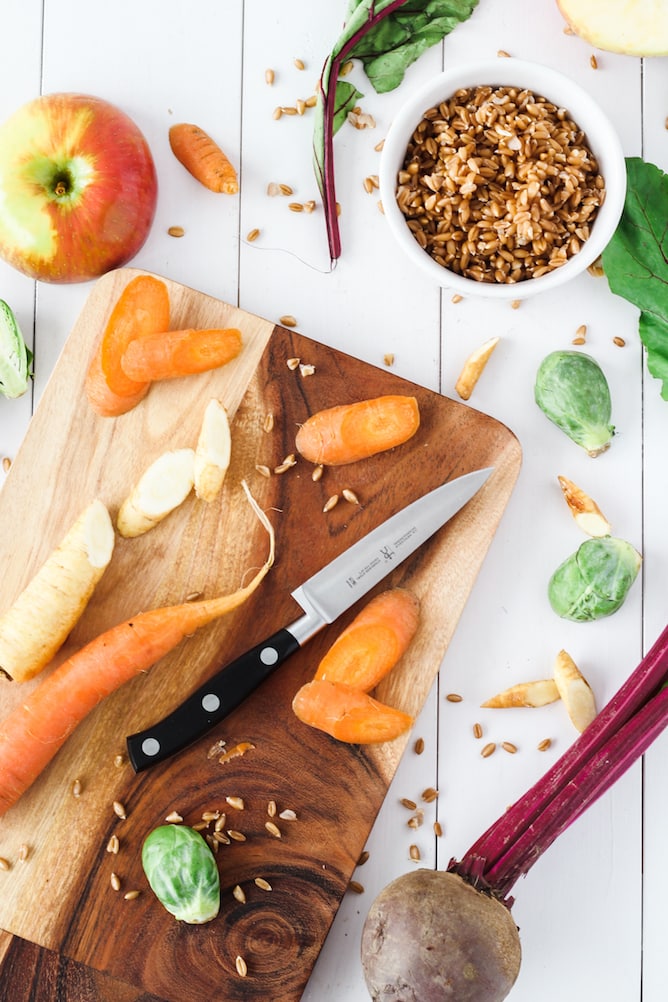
[{"xmin": 126, "ymin": 466, "xmax": 492, "ymax": 772}]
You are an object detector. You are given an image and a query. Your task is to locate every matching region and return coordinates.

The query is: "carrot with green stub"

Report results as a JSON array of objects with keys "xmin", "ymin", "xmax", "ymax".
[
  {"xmin": 292, "ymin": 679, "xmax": 413, "ymax": 744},
  {"xmin": 85, "ymin": 274, "xmax": 171, "ymax": 417},
  {"xmin": 314, "ymin": 588, "xmax": 420, "ymax": 692},
  {"xmin": 120, "ymin": 327, "xmax": 242, "ymax": 382},
  {"xmin": 295, "ymin": 395, "xmax": 420, "ymax": 466},
  {"xmin": 0, "ymin": 484, "xmax": 274, "ymax": 817},
  {"xmin": 169, "ymin": 123, "xmax": 239, "ymax": 194}
]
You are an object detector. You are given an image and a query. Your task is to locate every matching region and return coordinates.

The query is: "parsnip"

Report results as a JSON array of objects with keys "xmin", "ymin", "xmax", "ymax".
[
  {"xmin": 481, "ymin": 679, "xmax": 560, "ymax": 709},
  {"xmin": 117, "ymin": 448, "xmax": 195, "ymax": 538},
  {"xmin": 455, "ymin": 336, "xmax": 500, "ymax": 401},
  {"xmin": 194, "ymin": 399, "xmax": 231, "ymax": 503},
  {"xmin": 553, "ymin": 649, "xmax": 597, "ymax": 732},
  {"xmin": 0, "ymin": 499, "xmax": 115, "ymax": 682},
  {"xmin": 557, "ymin": 475, "xmax": 612, "ymax": 537}
]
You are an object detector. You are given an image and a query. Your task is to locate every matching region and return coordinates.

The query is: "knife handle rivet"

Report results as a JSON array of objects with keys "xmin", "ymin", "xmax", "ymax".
[
  {"xmin": 141, "ymin": 737, "xmax": 161, "ymax": 758},
  {"xmin": 260, "ymin": 646, "xmax": 279, "ymax": 666},
  {"xmin": 202, "ymin": 693, "xmax": 221, "ymax": 712}
]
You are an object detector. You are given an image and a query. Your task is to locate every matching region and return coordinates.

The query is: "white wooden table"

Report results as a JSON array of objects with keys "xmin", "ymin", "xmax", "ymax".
[{"xmin": 1, "ymin": 2, "xmax": 666, "ymax": 999}]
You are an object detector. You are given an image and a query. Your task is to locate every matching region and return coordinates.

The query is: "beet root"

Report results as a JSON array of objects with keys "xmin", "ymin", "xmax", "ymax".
[{"xmin": 360, "ymin": 869, "xmax": 521, "ymax": 1002}]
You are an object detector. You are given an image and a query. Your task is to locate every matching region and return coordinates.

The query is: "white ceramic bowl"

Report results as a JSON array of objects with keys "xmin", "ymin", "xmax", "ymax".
[{"xmin": 379, "ymin": 58, "xmax": 626, "ymax": 299}]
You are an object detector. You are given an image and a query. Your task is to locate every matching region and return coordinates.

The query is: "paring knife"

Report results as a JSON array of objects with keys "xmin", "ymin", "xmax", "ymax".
[{"xmin": 126, "ymin": 466, "xmax": 493, "ymax": 772}]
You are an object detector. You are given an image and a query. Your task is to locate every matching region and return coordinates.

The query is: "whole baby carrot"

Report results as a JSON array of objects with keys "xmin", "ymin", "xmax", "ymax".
[
  {"xmin": 120, "ymin": 327, "xmax": 242, "ymax": 382},
  {"xmin": 169, "ymin": 123, "xmax": 239, "ymax": 194},
  {"xmin": 314, "ymin": 588, "xmax": 420, "ymax": 692},
  {"xmin": 85, "ymin": 274, "xmax": 171, "ymax": 417},
  {"xmin": 0, "ymin": 485, "xmax": 274, "ymax": 816},
  {"xmin": 295, "ymin": 395, "xmax": 420, "ymax": 466}
]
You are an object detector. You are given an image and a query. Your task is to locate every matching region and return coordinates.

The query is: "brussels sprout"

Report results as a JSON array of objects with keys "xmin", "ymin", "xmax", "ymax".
[
  {"xmin": 548, "ymin": 537, "xmax": 641, "ymax": 622},
  {"xmin": 534, "ymin": 350, "xmax": 614, "ymax": 456},
  {"xmin": 142, "ymin": 824, "xmax": 220, "ymax": 923},
  {"xmin": 0, "ymin": 300, "xmax": 32, "ymax": 399}
]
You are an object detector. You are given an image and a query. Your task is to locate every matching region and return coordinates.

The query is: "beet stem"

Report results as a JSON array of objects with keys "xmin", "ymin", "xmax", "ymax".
[{"xmin": 449, "ymin": 624, "xmax": 668, "ymax": 901}]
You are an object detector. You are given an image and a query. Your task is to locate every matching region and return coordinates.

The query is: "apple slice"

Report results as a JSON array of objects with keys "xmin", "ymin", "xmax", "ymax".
[{"xmin": 557, "ymin": 0, "xmax": 668, "ymax": 56}]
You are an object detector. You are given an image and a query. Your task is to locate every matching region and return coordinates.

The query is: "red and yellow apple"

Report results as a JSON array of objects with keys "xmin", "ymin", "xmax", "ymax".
[
  {"xmin": 557, "ymin": 0, "xmax": 668, "ymax": 56},
  {"xmin": 0, "ymin": 93, "xmax": 158, "ymax": 283}
]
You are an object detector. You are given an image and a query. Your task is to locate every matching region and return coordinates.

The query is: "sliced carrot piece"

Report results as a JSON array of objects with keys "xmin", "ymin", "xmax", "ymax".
[
  {"xmin": 169, "ymin": 123, "xmax": 239, "ymax": 194},
  {"xmin": 295, "ymin": 395, "xmax": 420, "ymax": 466},
  {"xmin": 85, "ymin": 274, "xmax": 170, "ymax": 417},
  {"xmin": 314, "ymin": 588, "xmax": 420, "ymax": 692},
  {"xmin": 120, "ymin": 327, "xmax": 242, "ymax": 382},
  {"xmin": 292, "ymin": 679, "xmax": 413, "ymax": 744}
]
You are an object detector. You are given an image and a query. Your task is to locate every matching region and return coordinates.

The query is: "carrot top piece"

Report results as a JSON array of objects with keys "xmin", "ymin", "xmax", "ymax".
[
  {"xmin": 85, "ymin": 274, "xmax": 171, "ymax": 417},
  {"xmin": 295, "ymin": 394, "xmax": 420, "ymax": 466},
  {"xmin": 292, "ymin": 679, "xmax": 413, "ymax": 745},
  {"xmin": 120, "ymin": 327, "xmax": 243, "ymax": 382},
  {"xmin": 169, "ymin": 123, "xmax": 239, "ymax": 194},
  {"xmin": 315, "ymin": 588, "xmax": 420, "ymax": 692}
]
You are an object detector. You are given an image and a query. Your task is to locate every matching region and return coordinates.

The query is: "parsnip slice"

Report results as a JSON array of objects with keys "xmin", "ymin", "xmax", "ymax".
[
  {"xmin": 481, "ymin": 679, "xmax": 560, "ymax": 708},
  {"xmin": 557, "ymin": 475, "xmax": 612, "ymax": 537},
  {"xmin": 553, "ymin": 649, "xmax": 597, "ymax": 732},
  {"xmin": 0, "ymin": 499, "xmax": 115, "ymax": 681},
  {"xmin": 194, "ymin": 399, "xmax": 232, "ymax": 502},
  {"xmin": 117, "ymin": 448, "xmax": 195, "ymax": 538},
  {"xmin": 455, "ymin": 336, "xmax": 500, "ymax": 401}
]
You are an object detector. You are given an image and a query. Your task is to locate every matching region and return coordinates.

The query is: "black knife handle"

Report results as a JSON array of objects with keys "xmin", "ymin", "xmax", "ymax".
[{"xmin": 126, "ymin": 628, "xmax": 300, "ymax": 772}]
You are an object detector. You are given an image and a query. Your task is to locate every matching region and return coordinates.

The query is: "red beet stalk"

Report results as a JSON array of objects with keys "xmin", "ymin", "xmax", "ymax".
[
  {"xmin": 318, "ymin": 0, "xmax": 408, "ymax": 264},
  {"xmin": 448, "ymin": 623, "xmax": 668, "ymax": 904}
]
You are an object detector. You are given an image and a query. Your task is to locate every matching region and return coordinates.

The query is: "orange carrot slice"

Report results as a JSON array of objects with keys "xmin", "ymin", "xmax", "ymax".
[
  {"xmin": 315, "ymin": 588, "xmax": 420, "ymax": 692},
  {"xmin": 295, "ymin": 395, "xmax": 420, "ymax": 466},
  {"xmin": 120, "ymin": 327, "xmax": 242, "ymax": 382},
  {"xmin": 85, "ymin": 274, "xmax": 170, "ymax": 417},
  {"xmin": 292, "ymin": 679, "xmax": 413, "ymax": 744},
  {"xmin": 169, "ymin": 123, "xmax": 239, "ymax": 194}
]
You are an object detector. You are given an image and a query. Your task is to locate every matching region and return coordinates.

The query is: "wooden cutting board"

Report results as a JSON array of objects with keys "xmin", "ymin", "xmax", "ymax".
[{"xmin": 0, "ymin": 268, "xmax": 521, "ymax": 1002}]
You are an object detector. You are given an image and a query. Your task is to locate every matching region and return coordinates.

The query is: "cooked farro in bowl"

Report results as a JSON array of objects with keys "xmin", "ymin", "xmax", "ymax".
[{"xmin": 379, "ymin": 58, "xmax": 626, "ymax": 299}]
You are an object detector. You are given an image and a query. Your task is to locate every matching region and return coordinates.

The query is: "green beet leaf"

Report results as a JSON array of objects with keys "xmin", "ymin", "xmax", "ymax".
[
  {"xmin": 313, "ymin": 0, "xmax": 479, "ymax": 263},
  {"xmin": 548, "ymin": 537, "xmax": 642, "ymax": 623},
  {"xmin": 142, "ymin": 824, "xmax": 220, "ymax": 924},
  {"xmin": 601, "ymin": 157, "xmax": 668, "ymax": 400}
]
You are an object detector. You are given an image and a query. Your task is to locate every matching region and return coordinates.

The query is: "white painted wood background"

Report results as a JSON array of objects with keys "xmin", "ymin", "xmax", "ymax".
[{"xmin": 0, "ymin": 2, "xmax": 666, "ymax": 999}]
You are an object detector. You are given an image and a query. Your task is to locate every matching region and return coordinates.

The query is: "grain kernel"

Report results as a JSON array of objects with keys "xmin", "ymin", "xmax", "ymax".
[
  {"xmin": 236, "ymin": 955, "xmax": 248, "ymax": 977},
  {"xmin": 433, "ymin": 820, "xmax": 443, "ymax": 837},
  {"xmin": 400, "ymin": 797, "xmax": 417, "ymax": 811},
  {"xmin": 247, "ymin": 228, "xmax": 260, "ymax": 242},
  {"xmin": 473, "ymin": 722, "xmax": 483, "ymax": 739},
  {"xmin": 265, "ymin": 68, "xmax": 275, "ymax": 85},
  {"xmin": 348, "ymin": 879, "xmax": 365, "ymax": 894},
  {"xmin": 281, "ymin": 315, "xmax": 298, "ymax": 328},
  {"xmin": 113, "ymin": 801, "xmax": 127, "ymax": 820},
  {"xmin": 413, "ymin": 736, "xmax": 425, "ymax": 755},
  {"xmin": 265, "ymin": 820, "xmax": 282, "ymax": 838},
  {"xmin": 613, "ymin": 336, "xmax": 626, "ymax": 347},
  {"xmin": 323, "ymin": 494, "xmax": 339, "ymax": 512},
  {"xmin": 502, "ymin": 741, "xmax": 518, "ymax": 754},
  {"xmin": 167, "ymin": 225, "xmax": 185, "ymax": 238},
  {"xmin": 1, "ymin": 456, "xmax": 11, "ymax": 473},
  {"xmin": 294, "ymin": 57, "xmax": 306, "ymax": 70},
  {"xmin": 481, "ymin": 742, "xmax": 497, "ymax": 758},
  {"xmin": 110, "ymin": 872, "xmax": 121, "ymax": 891},
  {"xmin": 124, "ymin": 890, "xmax": 141, "ymax": 900},
  {"xmin": 255, "ymin": 877, "xmax": 273, "ymax": 891},
  {"xmin": 590, "ymin": 53, "xmax": 598, "ymax": 69},
  {"xmin": 0, "ymin": 857, "xmax": 10, "ymax": 871},
  {"xmin": 233, "ymin": 884, "xmax": 246, "ymax": 903},
  {"xmin": 537, "ymin": 737, "xmax": 552, "ymax": 751},
  {"xmin": 446, "ymin": 692, "xmax": 463, "ymax": 703},
  {"xmin": 409, "ymin": 844, "xmax": 421, "ymax": 861}
]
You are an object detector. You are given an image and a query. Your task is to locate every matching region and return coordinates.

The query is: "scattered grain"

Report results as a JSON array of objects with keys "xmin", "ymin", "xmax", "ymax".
[
  {"xmin": 377, "ymin": 200, "xmax": 384, "ymax": 214},
  {"xmin": 294, "ymin": 57, "xmax": 306, "ymax": 70},
  {"xmin": 228, "ymin": 830, "xmax": 247, "ymax": 842},
  {"xmin": 357, "ymin": 850, "xmax": 370, "ymax": 866},
  {"xmin": 201, "ymin": 810, "xmax": 220, "ymax": 823},
  {"xmin": 576, "ymin": 324, "xmax": 587, "ymax": 338},
  {"xmin": 255, "ymin": 876, "xmax": 273, "ymax": 891},
  {"xmin": 409, "ymin": 844, "xmax": 421, "ymax": 861},
  {"xmin": 226, "ymin": 796, "xmax": 245, "ymax": 810},
  {"xmin": 408, "ymin": 811, "xmax": 424, "ymax": 830},
  {"xmin": 255, "ymin": 464, "xmax": 272, "ymax": 478},
  {"xmin": 267, "ymin": 800, "xmax": 277, "ymax": 818},
  {"xmin": 311, "ymin": 464, "xmax": 324, "ymax": 482},
  {"xmin": 374, "ymin": 139, "xmax": 386, "ymax": 152},
  {"xmin": 215, "ymin": 813, "xmax": 227, "ymax": 832},
  {"xmin": 219, "ymin": 741, "xmax": 256, "ymax": 765},
  {"xmin": 247, "ymin": 227, "xmax": 261, "ymax": 243},
  {"xmin": 401, "ymin": 797, "xmax": 418, "ymax": 811},
  {"xmin": 572, "ymin": 335, "xmax": 586, "ymax": 345},
  {"xmin": 18, "ymin": 844, "xmax": 29, "ymax": 862},
  {"xmin": 2, "ymin": 456, "xmax": 11, "ymax": 473},
  {"xmin": 348, "ymin": 879, "xmax": 365, "ymax": 894},
  {"xmin": 265, "ymin": 68, "xmax": 275, "ymax": 85},
  {"xmin": 348, "ymin": 110, "xmax": 376, "ymax": 130},
  {"xmin": 281, "ymin": 316, "xmax": 298, "ymax": 328},
  {"xmin": 274, "ymin": 454, "xmax": 297, "ymax": 474},
  {"xmin": 473, "ymin": 722, "xmax": 483, "ymax": 739},
  {"xmin": 110, "ymin": 872, "xmax": 121, "ymax": 891},
  {"xmin": 446, "ymin": 692, "xmax": 463, "ymax": 703},
  {"xmin": 233, "ymin": 884, "xmax": 246, "ymax": 903},
  {"xmin": 286, "ymin": 356, "xmax": 300, "ymax": 369},
  {"xmin": 288, "ymin": 201, "xmax": 304, "ymax": 212},
  {"xmin": 502, "ymin": 741, "xmax": 518, "ymax": 754},
  {"xmin": 481, "ymin": 742, "xmax": 497, "ymax": 758},
  {"xmin": 279, "ymin": 183, "xmax": 294, "ymax": 196},
  {"xmin": 272, "ymin": 107, "xmax": 283, "ymax": 121},
  {"xmin": 124, "ymin": 890, "xmax": 141, "ymax": 900},
  {"xmin": 165, "ymin": 811, "xmax": 183, "ymax": 824},
  {"xmin": 207, "ymin": 739, "xmax": 226, "ymax": 759},
  {"xmin": 590, "ymin": 54, "xmax": 598, "ymax": 69},
  {"xmin": 278, "ymin": 808, "xmax": 297, "ymax": 821},
  {"xmin": 235, "ymin": 955, "xmax": 248, "ymax": 978},
  {"xmin": 384, "ymin": 353, "xmax": 395, "ymax": 366},
  {"xmin": 323, "ymin": 494, "xmax": 340, "ymax": 513},
  {"xmin": 413, "ymin": 736, "xmax": 425, "ymax": 755},
  {"xmin": 281, "ymin": 105, "xmax": 298, "ymax": 116},
  {"xmin": 303, "ymin": 199, "xmax": 316, "ymax": 213},
  {"xmin": 421, "ymin": 787, "xmax": 439, "ymax": 803},
  {"xmin": 613, "ymin": 335, "xmax": 626, "ymax": 348},
  {"xmin": 305, "ymin": 95, "xmax": 318, "ymax": 108},
  {"xmin": 192, "ymin": 821, "xmax": 208, "ymax": 832},
  {"xmin": 214, "ymin": 830, "xmax": 231, "ymax": 845},
  {"xmin": 587, "ymin": 256, "xmax": 605, "ymax": 277},
  {"xmin": 266, "ymin": 182, "xmax": 280, "ymax": 196},
  {"xmin": 538, "ymin": 737, "xmax": 553, "ymax": 751},
  {"xmin": 72, "ymin": 779, "xmax": 82, "ymax": 798},
  {"xmin": 0, "ymin": 857, "xmax": 10, "ymax": 871},
  {"xmin": 511, "ymin": 299, "xmax": 521, "ymax": 309},
  {"xmin": 497, "ymin": 49, "xmax": 511, "ymax": 57},
  {"xmin": 363, "ymin": 176, "xmax": 375, "ymax": 194},
  {"xmin": 265, "ymin": 820, "xmax": 282, "ymax": 838},
  {"xmin": 107, "ymin": 835, "xmax": 120, "ymax": 855},
  {"xmin": 299, "ymin": 363, "xmax": 316, "ymax": 377},
  {"xmin": 167, "ymin": 225, "xmax": 185, "ymax": 238},
  {"xmin": 296, "ymin": 99, "xmax": 306, "ymax": 116},
  {"xmin": 112, "ymin": 800, "xmax": 127, "ymax": 820},
  {"xmin": 342, "ymin": 488, "xmax": 360, "ymax": 505},
  {"xmin": 433, "ymin": 820, "xmax": 443, "ymax": 837},
  {"xmin": 451, "ymin": 294, "xmax": 463, "ymax": 304}
]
